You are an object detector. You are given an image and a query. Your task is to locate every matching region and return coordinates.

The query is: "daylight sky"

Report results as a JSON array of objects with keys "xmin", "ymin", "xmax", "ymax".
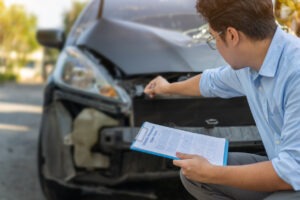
[{"xmin": 4, "ymin": 0, "xmax": 86, "ymax": 28}]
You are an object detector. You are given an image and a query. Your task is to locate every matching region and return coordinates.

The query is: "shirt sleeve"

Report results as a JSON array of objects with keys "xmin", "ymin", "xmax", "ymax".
[
  {"xmin": 200, "ymin": 65, "xmax": 245, "ymax": 98},
  {"xmin": 272, "ymin": 72, "xmax": 300, "ymax": 190}
]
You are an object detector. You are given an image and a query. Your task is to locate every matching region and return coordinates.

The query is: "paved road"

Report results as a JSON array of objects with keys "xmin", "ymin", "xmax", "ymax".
[{"xmin": 0, "ymin": 82, "xmax": 46, "ymax": 200}]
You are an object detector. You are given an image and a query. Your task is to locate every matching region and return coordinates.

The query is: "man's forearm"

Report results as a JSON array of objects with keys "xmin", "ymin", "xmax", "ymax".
[
  {"xmin": 167, "ymin": 74, "xmax": 202, "ymax": 96},
  {"xmin": 212, "ymin": 161, "xmax": 292, "ymax": 192}
]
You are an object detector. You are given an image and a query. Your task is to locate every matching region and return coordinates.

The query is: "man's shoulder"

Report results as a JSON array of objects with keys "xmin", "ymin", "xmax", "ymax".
[
  {"xmin": 282, "ymin": 33, "xmax": 300, "ymax": 56},
  {"xmin": 278, "ymin": 34, "xmax": 300, "ymax": 73}
]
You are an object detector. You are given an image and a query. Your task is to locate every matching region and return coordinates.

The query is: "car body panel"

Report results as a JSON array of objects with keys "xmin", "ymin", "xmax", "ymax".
[{"xmin": 77, "ymin": 18, "xmax": 226, "ymax": 76}]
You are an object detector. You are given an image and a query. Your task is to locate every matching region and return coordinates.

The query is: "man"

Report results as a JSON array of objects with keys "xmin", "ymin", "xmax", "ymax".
[{"xmin": 144, "ymin": 0, "xmax": 300, "ymax": 199}]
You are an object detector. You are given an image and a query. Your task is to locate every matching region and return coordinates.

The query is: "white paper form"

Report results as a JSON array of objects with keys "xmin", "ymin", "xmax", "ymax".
[{"xmin": 131, "ymin": 122, "xmax": 229, "ymax": 166}]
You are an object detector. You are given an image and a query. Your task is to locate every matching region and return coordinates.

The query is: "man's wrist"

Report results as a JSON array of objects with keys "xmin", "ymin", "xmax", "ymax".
[
  {"xmin": 163, "ymin": 83, "xmax": 173, "ymax": 95},
  {"xmin": 208, "ymin": 165, "xmax": 225, "ymax": 184}
]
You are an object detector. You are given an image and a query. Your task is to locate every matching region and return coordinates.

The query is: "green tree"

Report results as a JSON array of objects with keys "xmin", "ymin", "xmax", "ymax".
[
  {"xmin": 63, "ymin": 0, "xmax": 86, "ymax": 37},
  {"xmin": 0, "ymin": 0, "xmax": 5, "ymax": 51},
  {"xmin": 0, "ymin": 2, "xmax": 39, "ymax": 72}
]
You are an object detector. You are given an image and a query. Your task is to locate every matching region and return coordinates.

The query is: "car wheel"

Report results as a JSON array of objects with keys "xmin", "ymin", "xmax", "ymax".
[{"xmin": 37, "ymin": 130, "xmax": 82, "ymax": 200}]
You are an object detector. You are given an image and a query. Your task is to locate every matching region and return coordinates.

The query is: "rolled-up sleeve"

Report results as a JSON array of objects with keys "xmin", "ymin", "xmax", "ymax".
[
  {"xmin": 272, "ymin": 151, "xmax": 300, "ymax": 190},
  {"xmin": 272, "ymin": 72, "xmax": 300, "ymax": 190},
  {"xmin": 200, "ymin": 66, "xmax": 245, "ymax": 98}
]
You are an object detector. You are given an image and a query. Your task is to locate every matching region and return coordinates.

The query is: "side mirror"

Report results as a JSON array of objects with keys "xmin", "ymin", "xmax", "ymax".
[{"xmin": 37, "ymin": 29, "xmax": 65, "ymax": 50}]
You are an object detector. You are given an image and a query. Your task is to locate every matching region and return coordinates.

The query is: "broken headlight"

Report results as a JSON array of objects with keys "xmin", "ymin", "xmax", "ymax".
[{"xmin": 53, "ymin": 47, "xmax": 129, "ymax": 103}]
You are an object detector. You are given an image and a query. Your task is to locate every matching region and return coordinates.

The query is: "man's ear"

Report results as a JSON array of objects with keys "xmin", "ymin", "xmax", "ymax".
[{"xmin": 226, "ymin": 27, "xmax": 239, "ymax": 47}]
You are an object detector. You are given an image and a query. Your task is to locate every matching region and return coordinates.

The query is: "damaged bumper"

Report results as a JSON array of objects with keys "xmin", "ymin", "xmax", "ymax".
[
  {"xmin": 40, "ymin": 101, "xmax": 262, "ymax": 178},
  {"xmin": 39, "ymin": 85, "xmax": 263, "ymax": 198}
]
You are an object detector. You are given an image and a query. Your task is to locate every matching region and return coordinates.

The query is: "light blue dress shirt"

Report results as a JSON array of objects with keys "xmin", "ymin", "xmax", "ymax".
[{"xmin": 200, "ymin": 27, "xmax": 300, "ymax": 190}]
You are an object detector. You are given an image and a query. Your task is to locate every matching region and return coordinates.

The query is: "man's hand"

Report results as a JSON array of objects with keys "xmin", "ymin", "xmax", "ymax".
[
  {"xmin": 173, "ymin": 152, "xmax": 215, "ymax": 183},
  {"xmin": 144, "ymin": 76, "xmax": 170, "ymax": 98},
  {"xmin": 144, "ymin": 74, "xmax": 202, "ymax": 97},
  {"xmin": 174, "ymin": 152, "xmax": 293, "ymax": 192}
]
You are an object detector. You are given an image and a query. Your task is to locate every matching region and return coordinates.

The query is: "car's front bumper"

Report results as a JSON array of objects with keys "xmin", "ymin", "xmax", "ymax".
[{"xmin": 39, "ymin": 85, "xmax": 264, "ymax": 199}]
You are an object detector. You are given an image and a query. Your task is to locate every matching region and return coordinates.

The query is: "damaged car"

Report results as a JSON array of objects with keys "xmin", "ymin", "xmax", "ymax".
[{"xmin": 36, "ymin": 0, "xmax": 263, "ymax": 199}]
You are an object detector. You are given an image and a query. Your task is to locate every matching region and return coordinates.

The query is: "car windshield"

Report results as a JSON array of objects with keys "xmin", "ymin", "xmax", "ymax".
[{"xmin": 102, "ymin": 0, "xmax": 206, "ymax": 32}]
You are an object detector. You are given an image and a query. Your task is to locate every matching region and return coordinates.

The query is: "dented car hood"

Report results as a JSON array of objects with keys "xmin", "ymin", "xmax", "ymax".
[{"xmin": 76, "ymin": 18, "xmax": 226, "ymax": 76}]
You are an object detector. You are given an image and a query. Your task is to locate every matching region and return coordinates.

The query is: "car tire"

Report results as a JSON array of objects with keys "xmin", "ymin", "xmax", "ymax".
[{"xmin": 37, "ymin": 130, "xmax": 82, "ymax": 200}]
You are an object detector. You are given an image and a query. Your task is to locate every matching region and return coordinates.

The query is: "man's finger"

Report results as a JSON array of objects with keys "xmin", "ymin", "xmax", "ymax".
[
  {"xmin": 173, "ymin": 159, "xmax": 186, "ymax": 168},
  {"xmin": 149, "ymin": 93, "xmax": 155, "ymax": 98},
  {"xmin": 176, "ymin": 152, "xmax": 195, "ymax": 159},
  {"xmin": 144, "ymin": 85, "xmax": 152, "ymax": 93},
  {"xmin": 149, "ymin": 82, "xmax": 156, "ymax": 90},
  {"xmin": 144, "ymin": 82, "xmax": 156, "ymax": 95}
]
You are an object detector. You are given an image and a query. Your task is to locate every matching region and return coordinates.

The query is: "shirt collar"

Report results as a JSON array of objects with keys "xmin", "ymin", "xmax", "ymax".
[{"xmin": 256, "ymin": 26, "xmax": 286, "ymax": 78}]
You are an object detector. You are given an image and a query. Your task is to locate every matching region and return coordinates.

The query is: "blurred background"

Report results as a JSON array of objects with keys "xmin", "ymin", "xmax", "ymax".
[
  {"xmin": 0, "ymin": 1, "xmax": 87, "ymax": 199},
  {"xmin": 0, "ymin": 0, "xmax": 87, "ymax": 83}
]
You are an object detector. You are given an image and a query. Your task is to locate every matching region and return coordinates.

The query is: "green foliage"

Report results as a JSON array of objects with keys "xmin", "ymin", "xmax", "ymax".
[
  {"xmin": 43, "ymin": 48, "xmax": 59, "ymax": 65},
  {"xmin": 0, "ymin": 0, "xmax": 39, "ymax": 74},
  {"xmin": 0, "ymin": 73, "xmax": 18, "ymax": 83},
  {"xmin": 0, "ymin": 0, "xmax": 6, "ymax": 46},
  {"xmin": 63, "ymin": 1, "xmax": 87, "ymax": 37}
]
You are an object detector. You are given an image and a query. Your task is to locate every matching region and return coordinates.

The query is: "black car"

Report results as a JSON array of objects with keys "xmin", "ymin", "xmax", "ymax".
[{"xmin": 37, "ymin": 0, "xmax": 263, "ymax": 199}]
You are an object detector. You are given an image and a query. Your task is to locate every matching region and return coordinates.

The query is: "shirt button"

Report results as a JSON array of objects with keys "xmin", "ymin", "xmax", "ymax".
[{"xmin": 275, "ymin": 140, "xmax": 280, "ymax": 145}]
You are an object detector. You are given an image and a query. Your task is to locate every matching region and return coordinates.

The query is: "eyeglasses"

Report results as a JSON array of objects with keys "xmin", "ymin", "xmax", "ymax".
[{"xmin": 206, "ymin": 31, "xmax": 223, "ymax": 50}]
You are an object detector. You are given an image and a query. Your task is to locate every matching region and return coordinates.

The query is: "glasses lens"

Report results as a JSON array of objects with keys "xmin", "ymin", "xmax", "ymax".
[
  {"xmin": 207, "ymin": 37, "xmax": 216, "ymax": 50},
  {"xmin": 209, "ymin": 39, "xmax": 216, "ymax": 50}
]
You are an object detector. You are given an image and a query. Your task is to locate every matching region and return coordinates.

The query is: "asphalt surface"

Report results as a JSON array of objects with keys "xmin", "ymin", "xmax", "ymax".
[{"xmin": 0, "ymin": 82, "xmax": 46, "ymax": 200}]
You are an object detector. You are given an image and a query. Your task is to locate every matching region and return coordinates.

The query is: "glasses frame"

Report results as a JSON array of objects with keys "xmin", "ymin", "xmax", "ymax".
[{"xmin": 206, "ymin": 31, "xmax": 224, "ymax": 50}]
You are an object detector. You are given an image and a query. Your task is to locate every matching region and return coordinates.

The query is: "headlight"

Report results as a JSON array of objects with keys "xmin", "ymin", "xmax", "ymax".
[{"xmin": 53, "ymin": 47, "xmax": 129, "ymax": 104}]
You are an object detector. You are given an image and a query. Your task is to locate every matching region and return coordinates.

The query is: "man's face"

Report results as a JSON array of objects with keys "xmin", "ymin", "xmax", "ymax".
[{"xmin": 209, "ymin": 27, "xmax": 244, "ymax": 70}]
